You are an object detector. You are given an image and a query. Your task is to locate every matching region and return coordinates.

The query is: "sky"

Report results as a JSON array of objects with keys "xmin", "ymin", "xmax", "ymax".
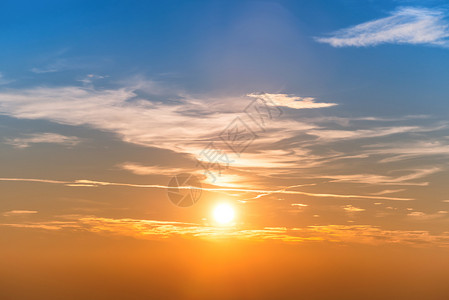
[{"xmin": 1, "ymin": 1, "xmax": 449, "ymax": 299}]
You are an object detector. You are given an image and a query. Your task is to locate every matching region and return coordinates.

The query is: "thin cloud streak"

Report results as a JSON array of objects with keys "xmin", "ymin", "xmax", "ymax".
[
  {"xmin": 4, "ymin": 133, "xmax": 80, "ymax": 148},
  {"xmin": 0, "ymin": 177, "xmax": 414, "ymax": 201},
  {"xmin": 247, "ymin": 93, "xmax": 337, "ymax": 109},
  {"xmin": 3, "ymin": 210, "xmax": 38, "ymax": 216},
  {"xmin": 314, "ymin": 168, "xmax": 440, "ymax": 186},
  {"xmin": 316, "ymin": 7, "xmax": 449, "ymax": 47}
]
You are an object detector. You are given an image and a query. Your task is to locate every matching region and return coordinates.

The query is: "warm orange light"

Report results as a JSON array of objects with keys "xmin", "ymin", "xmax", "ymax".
[{"xmin": 213, "ymin": 203, "xmax": 235, "ymax": 225}]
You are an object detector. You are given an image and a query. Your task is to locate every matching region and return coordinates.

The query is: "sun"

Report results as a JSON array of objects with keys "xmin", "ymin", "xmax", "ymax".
[{"xmin": 213, "ymin": 203, "xmax": 235, "ymax": 225}]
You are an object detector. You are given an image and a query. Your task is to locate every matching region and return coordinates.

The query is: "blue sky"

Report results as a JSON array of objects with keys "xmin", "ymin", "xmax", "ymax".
[{"xmin": 1, "ymin": 0, "xmax": 449, "ymax": 118}]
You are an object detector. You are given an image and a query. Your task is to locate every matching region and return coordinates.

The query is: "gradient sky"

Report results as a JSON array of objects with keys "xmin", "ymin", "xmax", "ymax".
[{"xmin": 1, "ymin": 1, "xmax": 449, "ymax": 299}]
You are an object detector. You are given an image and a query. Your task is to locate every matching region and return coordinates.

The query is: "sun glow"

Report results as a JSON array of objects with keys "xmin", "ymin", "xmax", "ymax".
[{"xmin": 213, "ymin": 203, "xmax": 235, "ymax": 225}]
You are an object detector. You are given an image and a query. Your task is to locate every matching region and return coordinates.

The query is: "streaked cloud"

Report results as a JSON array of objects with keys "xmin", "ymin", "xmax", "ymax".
[
  {"xmin": 291, "ymin": 203, "xmax": 308, "ymax": 207},
  {"xmin": 4, "ymin": 133, "xmax": 80, "ymax": 148},
  {"xmin": 370, "ymin": 189, "xmax": 406, "ymax": 195},
  {"xmin": 3, "ymin": 210, "xmax": 38, "ymax": 216},
  {"xmin": 343, "ymin": 205, "xmax": 366, "ymax": 212},
  {"xmin": 318, "ymin": 167, "xmax": 440, "ymax": 186},
  {"xmin": 2, "ymin": 215, "xmax": 449, "ymax": 247},
  {"xmin": 0, "ymin": 81, "xmax": 444, "ymax": 206},
  {"xmin": 247, "ymin": 93, "xmax": 337, "ymax": 109},
  {"xmin": 119, "ymin": 162, "xmax": 190, "ymax": 176},
  {"xmin": 0, "ymin": 176, "xmax": 414, "ymax": 201},
  {"xmin": 364, "ymin": 139, "xmax": 449, "ymax": 163},
  {"xmin": 407, "ymin": 210, "xmax": 448, "ymax": 220},
  {"xmin": 316, "ymin": 7, "xmax": 449, "ymax": 47},
  {"xmin": 306, "ymin": 124, "xmax": 445, "ymax": 142}
]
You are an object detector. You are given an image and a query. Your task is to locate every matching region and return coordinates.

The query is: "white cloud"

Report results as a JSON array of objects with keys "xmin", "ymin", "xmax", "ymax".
[
  {"xmin": 0, "ymin": 86, "xmax": 334, "ymax": 177},
  {"xmin": 0, "ymin": 82, "xmax": 444, "ymax": 197},
  {"xmin": 247, "ymin": 93, "xmax": 337, "ymax": 109},
  {"xmin": 316, "ymin": 7, "xmax": 449, "ymax": 47},
  {"xmin": 0, "ymin": 86, "xmax": 235, "ymax": 154},
  {"xmin": 4, "ymin": 133, "xmax": 80, "ymax": 148}
]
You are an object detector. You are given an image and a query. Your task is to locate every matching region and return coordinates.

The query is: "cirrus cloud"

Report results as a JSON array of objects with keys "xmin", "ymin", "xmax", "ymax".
[{"xmin": 316, "ymin": 7, "xmax": 449, "ymax": 47}]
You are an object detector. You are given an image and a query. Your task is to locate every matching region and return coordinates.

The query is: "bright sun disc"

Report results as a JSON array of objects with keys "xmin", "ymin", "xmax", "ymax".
[{"xmin": 213, "ymin": 203, "xmax": 235, "ymax": 225}]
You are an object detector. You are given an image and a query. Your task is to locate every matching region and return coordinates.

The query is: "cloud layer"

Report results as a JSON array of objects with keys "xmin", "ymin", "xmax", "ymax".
[{"xmin": 2, "ymin": 215, "xmax": 449, "ymax": 247}]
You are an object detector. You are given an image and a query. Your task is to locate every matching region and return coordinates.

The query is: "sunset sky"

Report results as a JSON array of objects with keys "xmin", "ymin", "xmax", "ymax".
[{"xmin": 1, "ymin": 1, "xmax": 449, "ymax": 299}]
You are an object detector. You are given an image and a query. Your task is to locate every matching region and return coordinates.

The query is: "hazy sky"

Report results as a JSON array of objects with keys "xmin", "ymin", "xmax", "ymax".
[{"xmin": 1, "ymin": 1, "xmax": 449, "ymax": 298}]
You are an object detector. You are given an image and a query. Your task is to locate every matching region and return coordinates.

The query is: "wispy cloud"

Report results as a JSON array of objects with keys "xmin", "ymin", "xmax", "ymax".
[
  {"xmin": 0, "ymin": 177, "xmax": 414, "ymax": 201},
  {"xmin": 317, "ymin": 167, "xmax": 440, "ymax": 186},
  {"xmin": 364, "ymin": 139, "xmax": 449, "ymax": 162},
  {"xmin": 3, "ymin": 210, "xmax": 38, "ymax": 216},
  {"xmin": 2, "ymin": 215, "xmax": 449, "ymax": 247},
  {"xmin": 4, "ymin": 133, "xmax": 80, "ymax": 148},
  {"xmin": 316, "ymin": 7, "xmax": 449, "ymax": 47},
  {"xmin": 307, "ymin": 124, "xmax": 446, "ymax": 142},
  {"xmin": 119, "ymin": 162, "xmax": 192, "ymax": 176},
  {"xmin": 0, "ymin": 82, "xmax": 444, "ymax": 201},
  {"xmin": 0, "ymin": 72, "xmax": 13, "ymax": 85},
  {"xmin": 0, "ymin": 85, "xmax": 335, "ymax": 182},
  {"xmin": 247, "ymin": 93, "xmax": 337, "ymax": 109},
  {"xmin": 407, "ymin": 210, "xmax": 448, "ymax": 220},
  {"xmin": 370, "ymin": 189, "xmax": 406, "ymax": 195},
  {"xmin": 343, "ymin": 205, "xmax": 366, "ymax": 212}
]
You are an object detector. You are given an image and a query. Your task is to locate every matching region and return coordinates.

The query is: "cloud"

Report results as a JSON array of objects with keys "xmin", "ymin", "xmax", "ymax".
[
  {"xmin": 316, "ymin": 7, "xmax": 449, "ymax": 47},
  {"xmin": 370, "ymin": 189, "xmax": 406, "ymax": 195},
  {"xmin": 306, "ymin": 124, "xmax": 445, "ymax": 142},
  {"xmin": 3, "ymin": 215, "xmax": 449, "ymax": 247},
  {"xmin": 364, "ymin": 139, "xmax": 449, "ymax": 163},
  {"xmin": 0, "ymin": 85, "xmax": 337, "ymax": 185},
  {"xmin": 318, "ymin": 167, "xmax": 440, "ymax": 186},
  {"xmin": 407, "ymin": 210, "xmax": 448, "ymax": 220},
  {"xmin": 78, "ymin": 74, "xmax": 108, "ymax": 85},
  {"xmin": 4, "ymin": 133, "xmax": 80, "ymax": 148},
  {"xmin": 291, "ymin": 203, "xmax": 308, "ymax": 207},
  {"xmin": 343, "ymin": 205, "xmax": 366, "ymax": 212},
  {"xmin": 247, "ymin": 93, "xmax": 337, "ymax": 109},
  {"xmin": 119, "ymin": 162, "xmax": 191, "ymax": 176},
  {"xmin": 0, "ymin": 82, "xmax": 444, "ymax": 200},
  {"xmin": 0, "ymin": 86, "xmax": 237, "ymax": 154},
  {"xmin": 3, "ymin": 210, "xmax": 38, "ymax": 216},
  {"xmin": 0, "ymin": 176, "xmax": 413, "ymax": 201}
]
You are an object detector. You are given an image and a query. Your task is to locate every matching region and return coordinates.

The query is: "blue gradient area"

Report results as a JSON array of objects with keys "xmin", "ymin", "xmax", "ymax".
[{"xmin": 0, "ymin": 0, "xmax": 448, "ymax": 116}]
